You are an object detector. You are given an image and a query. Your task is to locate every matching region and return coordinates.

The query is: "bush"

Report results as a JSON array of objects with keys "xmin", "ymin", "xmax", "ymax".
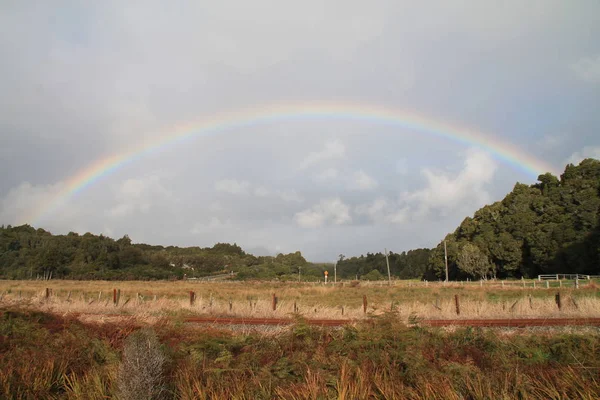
[
  {"xmin": 361, "ymin": 269, "xmax": 384, "ymax": 281},
  {"xmin": 117, "ymin": 328, "xmax": 167, "ymax": 400}
]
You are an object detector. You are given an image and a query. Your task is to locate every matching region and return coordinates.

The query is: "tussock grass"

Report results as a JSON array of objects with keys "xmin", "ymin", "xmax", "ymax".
[{"xmin": 1, "ymin": 279, "xmax": 599, "ymax": 322}]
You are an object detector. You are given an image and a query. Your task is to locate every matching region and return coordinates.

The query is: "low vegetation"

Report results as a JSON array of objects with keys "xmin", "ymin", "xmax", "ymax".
[{"xmin": 2, "ymin": 306, "xmax": 600, "ymax": 399}]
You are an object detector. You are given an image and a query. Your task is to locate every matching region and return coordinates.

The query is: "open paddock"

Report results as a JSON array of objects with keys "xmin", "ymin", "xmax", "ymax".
[{"xmin": 1, "ymin": 279, "xmax": 599, "ymax": 322}]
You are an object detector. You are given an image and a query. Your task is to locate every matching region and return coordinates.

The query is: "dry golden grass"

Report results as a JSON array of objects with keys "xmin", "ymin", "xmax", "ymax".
[{"xmin": 1, "ymin": 279, "xmax": 599, "ymax": 322}]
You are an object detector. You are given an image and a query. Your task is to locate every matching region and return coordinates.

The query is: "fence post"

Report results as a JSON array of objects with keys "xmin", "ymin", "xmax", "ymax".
[
  {"xmin": 272, "ymin": 293, "xmax": 277, "ymax": 311},
  {"xmin": 528, "ymin": 294, "xmax": 533, "ymax": 309},
  {"xmin": 113, "ymin": 289, "xmax": 117, "ymax": 305},
  {"xmin": 555, "ymin": 292, "xmax": 562, "ymax": 310},
  {"xmin": 189, "ymin": 291, "xmax": 196, "ymax": 306},
  {"xmin": 575, "ymin": 277, "xmax": 579, "ymax": 289},
  {"xmin": 546, "ymin": 281, "xmax": 549, "ymax": 289},
  {"xmin": 363, "ymin": 295, "xmax": 368, "ymax": 314},
  {"xmin": 454, "ymin": 295, "xmax": 460, "ymax": 315},
  {"xmin": 45, "ymin": 288, "xmax": 51, "ymax": 300},
  {"xmin": 229, "ymin": 298, "xmax": 233, "ymax": 312}
]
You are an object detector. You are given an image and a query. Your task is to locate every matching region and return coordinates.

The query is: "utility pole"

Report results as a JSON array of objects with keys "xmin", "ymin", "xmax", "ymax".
[
  {"xmin": 444, "ymin": 240, "xmax": 449, "ymax": 282},
  {"xmin": 334, "ymin": 261, "xmax": 337, "ymax": 283},
  {"xmin": 384, "ymin": 248, "xmax": 391, "ymax": 285}
]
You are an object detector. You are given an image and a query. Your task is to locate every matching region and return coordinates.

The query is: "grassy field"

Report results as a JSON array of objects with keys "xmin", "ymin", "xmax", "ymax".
[{"xmin": 1, "ymin": 279, "xmax": 599, "ymax": 321}]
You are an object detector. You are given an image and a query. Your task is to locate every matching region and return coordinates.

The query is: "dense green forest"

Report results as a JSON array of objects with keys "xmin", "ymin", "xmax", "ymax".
[
  {"xmin": 425, "ymin": 159, "xmax": 600, "ymax": 280},
  {"xmin": 1, "ymin": 159, "xmax": 598, "ymax": 281},
  {"xmin": 335, "ymin": 249, "xmax": 432, "ymax": 280},
  {"xmin": 0, "ymin": 226, "xmax": 328, "ymax": 281}
]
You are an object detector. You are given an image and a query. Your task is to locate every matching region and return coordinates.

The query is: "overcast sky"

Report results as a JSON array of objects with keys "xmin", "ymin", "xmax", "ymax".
[{"xmin": 1, "ymin": 1, "xmax": 599, "ymax": 260}]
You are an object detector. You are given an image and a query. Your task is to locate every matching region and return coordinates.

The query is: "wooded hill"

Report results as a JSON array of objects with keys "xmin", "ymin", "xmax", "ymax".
[
  {"xmin": 425, "ymin": 158, "xmax": 600, "ymax": 280},
  {"xmin": 1, "ymin": 159, "xmax": 598, "ymax": 281},
  {"xmin": 0, "ymin": 226, "xmax": 326, "ymax": 281}
]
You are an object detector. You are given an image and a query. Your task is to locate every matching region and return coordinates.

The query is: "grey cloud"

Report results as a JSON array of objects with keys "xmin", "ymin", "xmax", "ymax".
[{"xmin": 1, "ymin": 1, "xmax": 600, "ymax": 260}]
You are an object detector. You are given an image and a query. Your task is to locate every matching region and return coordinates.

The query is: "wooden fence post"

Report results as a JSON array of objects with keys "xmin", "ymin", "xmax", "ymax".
[
  {"xmin": 189, "ymin": 291, "xmax": 196, "ymax": 306},
  {"xmin": 546, "ymin": 281, "xmax": 549, "ymax": 289},
  {"xmin": 363, "ymin": 295, "xmax": 368, "ymax": 314},
  {"xmin": 528, "ymin": 294, "xmax": 533, "ymax": 309},
  {"xmin": 45, "ymin": 288, "xmax": 51, "ymax": 300},
  {"xmin": 454, "ymin": 294, "xmax": 460, "ymax": 315},
  {"xmin": 341, "ymin": 306, "xmax": 344, "ymax": 316},
  {"xmin": 229, "ymin": 298, "xmax": 233, "ymax": 312},
  {"xmin": 113, "ymin": 288, "xmax": 117, "ymax": 305},
  {"xmin": 272, "ymin": 293, "xmax": 277, "ymax": 311},
  {"xmin": 293, "ymin": 301, "xmax": 297, "ymax": 313},
  {"xmin": 555, "ymin": 292, "xmax": 562, "ymax": 310}
]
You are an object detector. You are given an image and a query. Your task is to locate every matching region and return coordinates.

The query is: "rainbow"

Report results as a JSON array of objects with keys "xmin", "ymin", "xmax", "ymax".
[{"xmin": 28, "ymin": 101, "xmax": 557, "ymax": 225}]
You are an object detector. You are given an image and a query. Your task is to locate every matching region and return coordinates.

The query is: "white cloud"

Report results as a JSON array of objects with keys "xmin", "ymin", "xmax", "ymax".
[
  {"xmin": 355, "ymin": 197, "xmax": 409, "ymax": 225},
  {"xmin": 401, "ymin": 149, "xmax": 497, "ymax": 217},
  {"xmin": 349, "ymin": 170, "xmax": 378, "ymax": 191},
  {"xmin": 386, "ymin": 207, "xmax": 409, "ymax": 224},
  {"xmin": 314, "ymin": 168, "xmax": 339, "ymax": 182},
  {"xmin": 355, "ymin": 197, "xmax": 389, "ymax": 221},
  {"xmin": 0, "ymin": 181, "xmax": 67, "ymax": 225},
  {"xmin": 190, "ymin": 217, "xmax": 233, "ymax": 234},
  {"xmin": 566, "ymin": 146, "xmax": 600, "ymax": 165},
  {"xmin": 107, "ymin": 176, "xmax": 173, "ymax": 217},
  {"xmin": 354, "ymin": 149, "xmax": 497, "ymax": 225},
  {"xmin": 278, "ymin": 190, "xmax": 303, "ymax": 203},
  {"xmin": 215, "ymin": 179, "xmax": 251, "ymax": 195},
  {"xmin": 299, "ymin": 140, "xmax": 346, "ymax": 170},
  {"xmin": 294, "ymin": 197, "xmax": 351, "ymax": 228},
  {"xmin": 571, "ymin": 55, "xmax": 600, "ymax": 84},
  {"xmin": 253, "ymin": 186, "xmax": 271, "ymax": 197}
]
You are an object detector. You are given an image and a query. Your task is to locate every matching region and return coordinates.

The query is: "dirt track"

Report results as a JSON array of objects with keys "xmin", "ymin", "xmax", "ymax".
[{"xmin": 182, "ymin": 316, "xmax": 600, "ymax": 328}]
